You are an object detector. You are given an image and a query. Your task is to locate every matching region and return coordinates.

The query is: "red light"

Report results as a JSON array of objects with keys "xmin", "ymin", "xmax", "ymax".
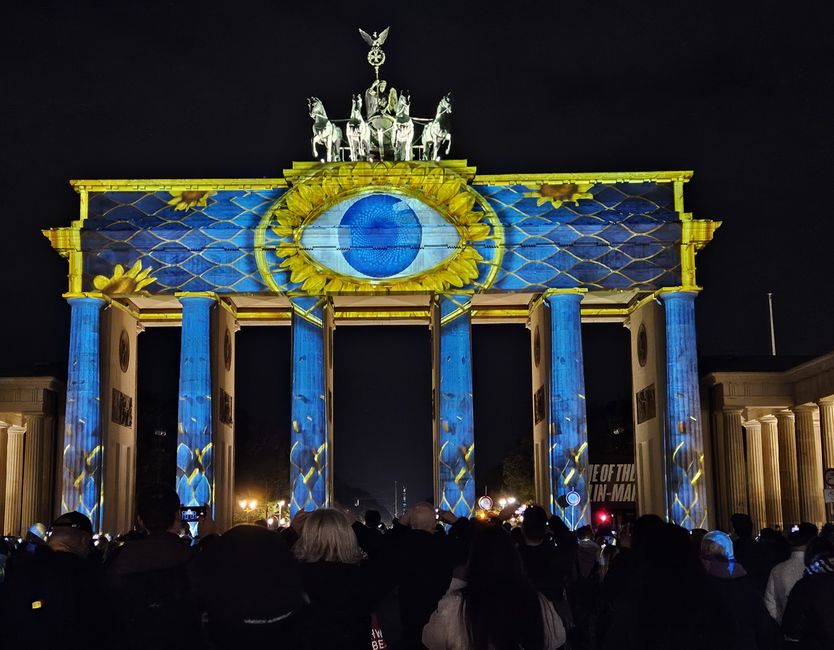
[{"xmin": 596, "ymin": 510, "xmax": 610, "ymax": 523}]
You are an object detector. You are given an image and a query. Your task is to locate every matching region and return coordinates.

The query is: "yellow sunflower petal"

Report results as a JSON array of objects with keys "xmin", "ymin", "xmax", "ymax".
[
  {"xmin": 448, "ymin": 192, "xmax": 475, "ymax": 217},
  {"xmin": 436, "ymin": 179, "xmax": 461, "ymax": 204},
  {"xmin": 286, "ymin": 191, "xmax": 312, "ymax": 217},
  {"xmin": 112, "ymin": 264, "xmax": 125, "ymax": 279},
  {"xmin": 466, "ymin": 223, "xmax": 491, "ymax": 241}
]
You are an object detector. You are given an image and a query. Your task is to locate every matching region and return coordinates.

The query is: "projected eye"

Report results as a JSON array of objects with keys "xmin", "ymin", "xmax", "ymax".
[{"xmin": 300, "ymin": 192, "xmax": 460, "ymax": 280}]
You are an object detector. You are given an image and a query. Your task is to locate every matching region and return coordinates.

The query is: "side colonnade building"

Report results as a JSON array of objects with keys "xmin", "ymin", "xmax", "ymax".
[{"xmin": 703, "ymin": 353, "xmax": 834, "ymax": 532}]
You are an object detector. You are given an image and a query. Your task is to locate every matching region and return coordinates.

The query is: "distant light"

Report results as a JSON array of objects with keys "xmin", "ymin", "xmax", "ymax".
[
  {"xmin": 239, "ymin": 500, "xmax": 248, "ymax": 509},
  {"xmin": 267, "ymin": 517, "xmax": 275, "ymax": 527},
  {"xmin": 507, "ymin": 497, "xmax": 517, "ymax": 505},
  {"xmin": 498, "ymin": 498, "xmax": 507, "ymax": 507},
  {"xmin": 477, "ymin": 495, "xmax": 493, "ymax": 510},
  {"xmin": 278, "ymin": 500, "xmax": 286, "ymax": 508}
]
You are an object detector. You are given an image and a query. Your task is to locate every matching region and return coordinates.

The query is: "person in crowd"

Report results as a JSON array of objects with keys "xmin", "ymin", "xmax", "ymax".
[
  {"xmin": 105, "ymin": 485, "xmax": 204, "ymax": 648},
  {"xmin": 388, "ymin": 501, "xmax": 455, "ymax": 648},
  {"xmin": 422, "ymin": 524, "xmax": 566, "ymax": 650},
  {"xmin": 782, "ymin": 535, "xmax": 834, "ymax": 649},
  {"xmin": 604, "ymin": 522, "xmax": 736, "ymax": 649},
  {"xmin": 189, "ymin": 523, "xmax": 304, "ymax": 649},
  {"xmin": 293, "ymin": 507, "xmax": 374, "ymax": 649},
  {"xmin": 764, "ymin": 523, "xmax": 817, "ymax": 623},
  {"xmin": 569, "ymin": 524, "xmax": 601, "ymax": 649},
  {"xmin": 516, "ymin": 506, "xmax": 573, "ymax": 628},
  {"xmin": 700, "ymin": 530, "xmax": 781, "ymax": 649},
  {"xmin": 352, "ymin": 508, "xmax": 388, "ymax": 557},
  {"xmin": 731, "ymin": 512, "xmax": 775, "ymax": 593},
  {"xmin": 0, "ymin": 511, "xmax": 107, "ymax": 648}
]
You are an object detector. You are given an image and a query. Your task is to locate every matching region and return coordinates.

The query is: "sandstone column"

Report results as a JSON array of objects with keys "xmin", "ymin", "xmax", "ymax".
[
  {"xmin": 0, "ymin": 421, "xmax": 9, "ymax": 529},
  {"xmin": 723, "ymin": 409, "xmax": 748, "ymax": 517},
  {"xmin": 20, "ymin": 415, "xmax": 46, "ymax": 530},
  {"xmin": 817, "ymin": 398, "xmax": 834, "ymax": 520},
  {"xmin": 744, "ymin": 419, "xmax": 767, "ymax": 533},
  {"xmin": 759, "ymin": 416, "xmax": 783, "ymax": 529},
  {"xmin": 775, "ymin": 410, "xmax": 801, "ymax": 528},
  {"xmin": 3, "ymin": 425, "xmax": 26, "ymax": 536},
  {"xmin": 794, "ymin": 405, "xmax": 825, "ymax": 527}
]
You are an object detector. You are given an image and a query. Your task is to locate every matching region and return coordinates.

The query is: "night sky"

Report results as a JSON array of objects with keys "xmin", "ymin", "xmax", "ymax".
[{"xmin": 2, "ymin": 2, "xmax": 833, "ymax": 509}]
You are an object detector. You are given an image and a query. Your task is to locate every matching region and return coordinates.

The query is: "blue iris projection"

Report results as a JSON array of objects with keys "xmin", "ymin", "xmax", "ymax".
[
  {"xmin": 300, "ymin": 191, "xmax": 460, "ymax": 281},
  {"xmin": 338, "ymin": 194, "xmax": 422, "ymax": 277}
]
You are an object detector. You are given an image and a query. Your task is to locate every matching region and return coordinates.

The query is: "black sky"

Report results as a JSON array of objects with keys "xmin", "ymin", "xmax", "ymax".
[{"xmin": 2, "ymin": 1, "xmax": 833, "ymax": 504}]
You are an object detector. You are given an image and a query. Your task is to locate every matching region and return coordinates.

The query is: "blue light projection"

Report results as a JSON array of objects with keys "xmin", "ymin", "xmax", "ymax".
[
  {"xmin": 339, "ymin": 194, "xmax": 422, "ymax": 276},
  {"xmin": 290, "ymin": 297, "xmax": 329, "ymax": 515},
  {"xmin": 300, "ymin": 191, "xmax": 458, "ymax": 281},
  {"xmin": 176, "ymin": 297, "xmax": 214, "ymax": 512},
  {"xmin": 546, "ymin": 292, "xmax": 589, "ymax": 529},
  {"xmin": 62, "ymin": 297, "xmax": 104, "ymax": 531},
  {"xmin": 662, "ymin": 291, "xmax": 707, "ymax": 529},
  {"xmin": 436, "ymin": 296, "xmax": 475, "ymax": 517}
]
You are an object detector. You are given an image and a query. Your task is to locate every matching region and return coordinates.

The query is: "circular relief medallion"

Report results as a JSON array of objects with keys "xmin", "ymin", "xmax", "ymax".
[
  {"xmin": 118, "ymin": 329, "xmax": 130, "ymax": 373},
  {"xmin": 637, "ymin": 323, "xmax": 648, "ymax": 368},
  {"xmin": 224, "ymin": 328, "xmax": 232, "ymax": 371},
  {"xmin": 533, "ymin": 326, "xmax": 541, "ymax": 368}
]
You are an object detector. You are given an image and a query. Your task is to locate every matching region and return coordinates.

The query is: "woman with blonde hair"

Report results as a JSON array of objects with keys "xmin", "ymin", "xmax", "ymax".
[{"xmin": 293, "ymin": 508, "xmax": 371, "ymax": 649}]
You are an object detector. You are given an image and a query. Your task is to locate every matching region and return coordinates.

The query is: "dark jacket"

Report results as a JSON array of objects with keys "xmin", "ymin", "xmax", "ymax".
[
  {"xmin": 782, "ymin": 572, "xmax": 834, "ymax": 650},
  {"xmin": 386, "ymin": 528, "xmax": 453, "ymax": 648},
  {"xmin": 105, "ymin": 532, "xmax": 200, "ymax": 649},
  {"xmin": 702, "ymin": 562, "xmax": 780, "ymax": 650},
  {"xmin": 296, "ymin": 561, "xmax": 371, "ymax": 649},
  {"xmin": 0, "ymin": 547, "xmax": 107, "ymax": 648}
]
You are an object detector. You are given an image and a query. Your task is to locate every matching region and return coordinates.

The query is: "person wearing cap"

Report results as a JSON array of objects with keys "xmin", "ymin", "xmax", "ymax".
[
  {"xmin": 0, "ymin": 511, "xmax": 108, "ymax": 646},
  {"xmin": 764, "ymin": 523, "xmax": 818, "ymax": 623},
  {"xmin": 701, "ymin": 530, "xmax": 780, "ymax": 649}
]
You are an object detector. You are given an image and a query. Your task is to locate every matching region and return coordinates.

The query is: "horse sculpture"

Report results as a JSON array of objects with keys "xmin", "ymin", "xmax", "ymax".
[
  {"xmin": 392, "ymin": 93, "xmax": 414, "ymax": 161},
  {"xmin": 308, "ymin": 97, "xmax": 342, "ymax": 162},
  {"xmin": 346, "ymin": 94, "xmax": 372, "ymax": 162},
  {"xmin": 421, "ymin": 93, "xmax": 452, "ymax": 161}
]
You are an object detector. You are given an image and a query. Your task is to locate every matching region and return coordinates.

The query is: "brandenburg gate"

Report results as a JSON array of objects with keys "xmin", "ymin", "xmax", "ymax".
[{"xmin": 43, "ymin": 29, "xmax": 719, "ymax": 533}]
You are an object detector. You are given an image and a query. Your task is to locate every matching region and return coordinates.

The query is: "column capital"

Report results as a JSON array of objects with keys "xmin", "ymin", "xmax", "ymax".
[
  {"xmin": 723, "ymin": 408, "xmax": 745, "ymax": 415},
  {"xmin": 793, "ymin": 403, "xmax": 819, "ymax": 414},
  {"xmin": 775, "ymin": 408, "xmax": 795, "ymax": 420},
  {"xmin": 176, "ymin": 292, "xmax": 216, "ymax": 306},
  {"xmin": 759, "ymin": 414, "xmax": 778, "ymax": 424},
  {"xmin": 658, "ymin": 287, "xmax": 702, "ymax": 301},
  {"xmin": 743, "ymin": 419, "xmax": 762, "ymax": 430},
  {"xmin": 817, "ymin": 396, "xmax": 834, "ymax": 406},
  {"xmin": 65, "ymin": 294, "xmax": 106, "ymax": 306},
  {"xmin": 7, "ymin": 424, "xmax": 25, "ymax": 436},
  {"xmin": 543, "ymin": 288, "xmax": 587, "ymax": 298}
]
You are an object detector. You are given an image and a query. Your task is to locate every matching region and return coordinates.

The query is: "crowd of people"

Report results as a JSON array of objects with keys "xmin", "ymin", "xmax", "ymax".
[{"xmin": 1, "ymin": 486, "xmax": 833, "ymax": 650}]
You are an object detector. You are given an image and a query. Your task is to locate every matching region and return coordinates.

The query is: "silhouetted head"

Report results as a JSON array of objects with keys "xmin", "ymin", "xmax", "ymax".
[
  {"xmin": 48, "ymin": 511, "xmax": 93, "ymax": 557},
  {"xmin": 804, "ymin": 535, "xmax": 834, "ymax": 568},
  {"xmin": 136, "ymin": 484, "xmax": 180, "ymax": 534},
  {"xmin": 789, "ymin": 523, "xmax": 818, "ymax": 548},
  {"xmin": 576, "ymin": 525, "xmax": 593, "ymax": 540},
  {"xmin": 730, "ymin": 513, "xmax": 754, "ymax": 538},
  {"xmin": 364, "ymin": 509, "xmax": 381, "ymax": 529},
  {"xmin": 521, "ymin": 505, "xmax": 548, "ymax": 543}
]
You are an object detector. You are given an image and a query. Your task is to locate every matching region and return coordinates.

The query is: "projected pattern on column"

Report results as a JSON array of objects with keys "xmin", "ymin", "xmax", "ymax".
[
  {"xmin": 662, "ymin": 291, "xmax": 707, "ymax": 529},
  {"xmin": 176, "ymin": 296, "xmax": 214, "ymax": 509},
  {"xmin": 63, "ymin": 297, "xmax": 104, "ymax": 530},
  {"xmin": 436, "ymin": 295, "xmax": 475, "ymax": 517},
  {"xmin": 547, "ymin": 292, "xmax": 589, "ymax": 529},
  {"xmin": 290, "ymin": 297, "xmax": 329, "ymax": 514}
]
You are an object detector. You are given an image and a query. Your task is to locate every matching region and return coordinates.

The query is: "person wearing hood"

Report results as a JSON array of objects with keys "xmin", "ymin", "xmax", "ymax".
[
  {"xmin": 782, "ymin": 536, "xmax": 834, "ymax": 649},
  {"xmin": 700, "ymin": 530, "xmax": 780, "ymax": 650}
]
